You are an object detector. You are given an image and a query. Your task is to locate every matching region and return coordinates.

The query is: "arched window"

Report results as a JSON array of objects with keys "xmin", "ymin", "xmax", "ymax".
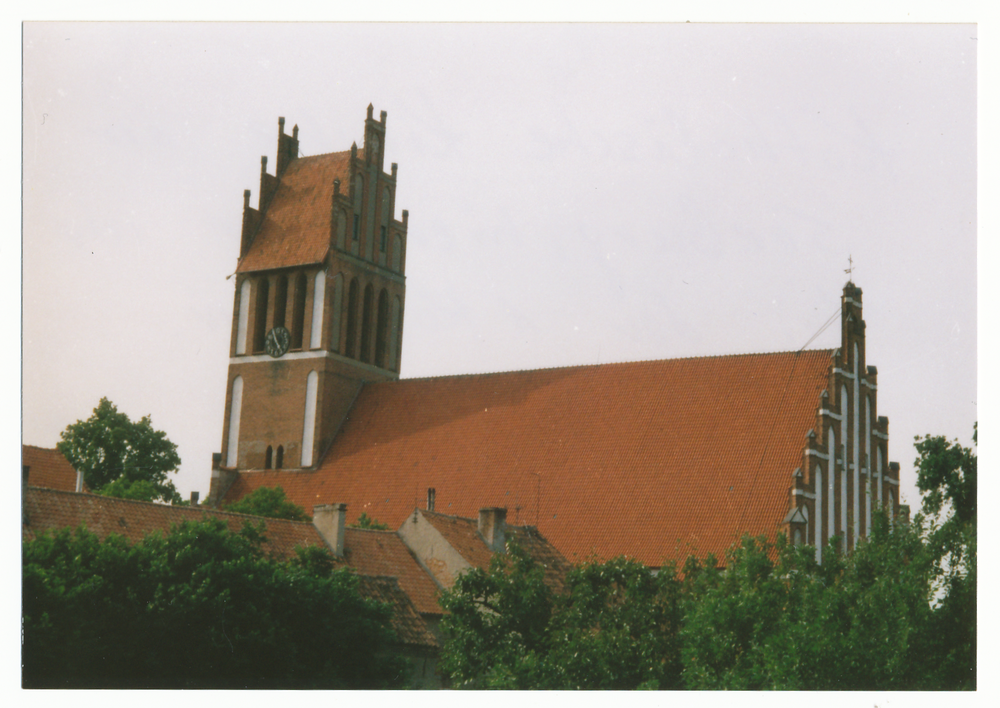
[
  {"xmin": 301, "ymin": 371, "xmax": 319, "ymax": 467},
  {"xmin": 360, "ymin": 283, "xmax": 374, "ymax": 363},
  {"xmin": 253, "ymin": 278, "xmax": 269, "ymax": 353},
  {"xmin": 375, "ymin": 288, "xmax": 389, "ymax": 368},
  {"xmin": 275, "ymin": 445, "xmax": 284, "ymax": 469},
  {"xmin": 265, "ymin": 445, "xmax": 273, "ymax": 470},
  {"xmin": 291, "ymin": 272, "xmax": 307, "ymax": 349},
  {"xmin": 310, "ymin": 270, "xmax": 326, "ymax": 349},
  {"xmin": 345, "ymin": 278, "xmax": 359, "ymax": 359},
  {"xmin": 236, "ymin": 279, "xmax": 251, "ymax": 355},
  {"xmin": 273, "ymin": 275, "xmax": 288, "ymax": 329},
  {"xmin": 225, "ymin": 376, "xmax": 243, "ymax": 468}
]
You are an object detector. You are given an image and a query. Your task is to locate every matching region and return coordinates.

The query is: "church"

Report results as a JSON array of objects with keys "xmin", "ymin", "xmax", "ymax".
[{"xmin": 207, "ymin": 107, "xmax": 903, "ymax": 568}]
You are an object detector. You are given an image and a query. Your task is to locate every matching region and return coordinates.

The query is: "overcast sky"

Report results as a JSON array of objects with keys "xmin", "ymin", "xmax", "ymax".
[{"xmin": 20, "ymin": 22, "xmax": 977, "ymax": 512}]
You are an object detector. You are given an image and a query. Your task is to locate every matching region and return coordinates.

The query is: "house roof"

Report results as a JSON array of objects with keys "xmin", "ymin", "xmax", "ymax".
[
  {"xmin": 422, "ymin": 510, "xmax": 572, "ymax": 593},
  {"xmin": 22, "ymin": 445, "xmax": 82, "ymax": 492},
  {"xmin": 343, "ymin": 527, "xmax": 442, "ymax": 616},
  {"xmin": 237, "ymin": 150, "xmax": 356, "ymax": 273},
  {"xmin": 23, "ymin": 487, "xmax": 438, "ymax": 644},
  {"xmin": 223, "ymin": 349, "xmax": 833, "ymax": 566},
  {"xmin": 355, "ymin": 576, "xmax": 438, "ymax": 648}
]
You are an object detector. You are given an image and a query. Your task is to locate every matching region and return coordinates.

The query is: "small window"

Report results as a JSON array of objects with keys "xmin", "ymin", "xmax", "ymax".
[
  {"xmin": 380, "ymin": 225, "xmax": 387, "ymax": 251},
  {"xmin": 275, "ymin": 446, "xmax": 284, "ymax": 469},
  {"xmin": 353, "ymin": 214, "xmax": 360, "ymax": 241},
  {"xmin": 265, "ymin": 446, "xmax": 273, "ymax": 470}
]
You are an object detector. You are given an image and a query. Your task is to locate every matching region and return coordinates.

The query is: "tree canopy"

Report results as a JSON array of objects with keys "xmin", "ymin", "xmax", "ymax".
[
  {"xmin": 437, "ymin": 425, "xmax": 977, "ymax": 690},
  {"xmin": 57, "ymin": 398, "xmax": 182, "ymax": 504},
  {"xmin": 222, "ymin": 486, "xmax": 310, "ymax": 522},
  {"xmin": 22, "ymin": 518, "xmax": 408, "ymax": 688}
]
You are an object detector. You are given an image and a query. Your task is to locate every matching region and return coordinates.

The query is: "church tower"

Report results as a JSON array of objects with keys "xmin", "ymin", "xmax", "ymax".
[{"xmin": 212, "ymin": 106, "xmax": 408, "ymax": 492}]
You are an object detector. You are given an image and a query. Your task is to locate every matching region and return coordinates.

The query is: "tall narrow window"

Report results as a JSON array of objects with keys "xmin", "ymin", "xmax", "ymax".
[
  {"xmin": 380, "ymin": 187, "xmax": 391, "ymax": 252},
  {"xmin": 360, "ymin": 283, "xmax": 374, "ymax": 363},
  {"xmin": 352, "ymin": 175, "xmax": 363, "ymax": 245},
  {"xmin": 236, "ymin": 279, "xmax": 251, "ymax": 355},
  {"xmin": 814, "ymin": 466, "xmax": 823, "ymax": 563},
  {"xmin": 827, "ymin": 427, "xmax": 836, "ymax": 544},
  {"xmin": 392, "ymin": 234, "xmax": 403, "ymax": 272},
  {"xmin": 291, "ymin": 272, "xmax": 307, "ymax": 349},
  {"xmin": 310, "ymin": 270, "xmax": 326, "ymax": 349},
  {"xmin": 301, "ymin": 371, "xmax": 319, "ymax": 467},
  {"xmin": 336, "ymin": 210, "xmax": 347, "ymax": 250},
  {"xmin": 345, "ymin": 278, "xmax": 359, "ymax": 359},
  {"xmin": 374, "ymin": 289, "xmax": 389, "ymax": 368},
  {"xmin": 225, "ymin": 376, "xmax": 243, "ymax": 468},
  {"xmin": 275, "ymin": 446, "xmax": 284, "ymax": 469},
  {"xmin": 253, "ymin": 278, "xmax": 270, "ymax": 353},
  {"xmin": 273, "ymin": 275, "xmax": 288, "ymax": 329},
  {"xmin": 265, "ymin": 446, "xmax": 273, "ymax": 470},
  {"xmin": 840, "ymin": 384, "xmax": 849, "ymax": 551}
]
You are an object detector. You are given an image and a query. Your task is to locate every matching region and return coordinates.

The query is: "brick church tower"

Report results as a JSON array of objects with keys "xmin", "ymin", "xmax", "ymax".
[{"xmin": 210, "ymin": 106, "xmax": 408, "ymax": 497}]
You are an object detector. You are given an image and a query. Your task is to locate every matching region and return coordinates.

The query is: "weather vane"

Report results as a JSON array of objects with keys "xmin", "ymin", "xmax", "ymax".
[{"xmin": 844, "ymin": 254, "xmax": 854, "ymax": 282}]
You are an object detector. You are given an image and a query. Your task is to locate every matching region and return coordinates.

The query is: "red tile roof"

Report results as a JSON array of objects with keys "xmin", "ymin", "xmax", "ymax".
[
  {"xmin": 422, "ymin": 510, "xmax": 571, "ymax": 593},
  {"xmin": 22, "ymin": 445, "xmax": 82, "ymax": 492},
  {"xmin": 343, "ymin": 527, "xmax": 442, "ymax": 616},
  {"xmin": 23, "ymin": 487, "xmax": 440, "ymax": 642},
  {"xmin": 355, "ymin": 576, "xmax": 438, "ymax": 648},
  {"xmin": 237, "ymin": 150, "xmax": 356, "ymax": 273},
  {"xmin": 223, "ymin": 350, "xmax": 833, "ymax": 566}
]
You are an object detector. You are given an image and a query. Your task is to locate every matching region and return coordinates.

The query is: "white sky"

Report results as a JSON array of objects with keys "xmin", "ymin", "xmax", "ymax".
[{"xmin": 19, "ymin": 20, "xmax": 979, "ymax": 520}]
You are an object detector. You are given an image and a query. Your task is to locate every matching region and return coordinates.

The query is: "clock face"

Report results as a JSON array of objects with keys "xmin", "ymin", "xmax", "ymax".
[{"xmin": 265, "ymin": 326, "xmax": 291, "ymax": 358}]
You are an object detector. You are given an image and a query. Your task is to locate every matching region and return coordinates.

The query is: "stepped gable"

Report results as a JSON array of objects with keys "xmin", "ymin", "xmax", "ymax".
[{"xmin": 223, "ymin": 349, "xmax": 834, "ymax": 566}]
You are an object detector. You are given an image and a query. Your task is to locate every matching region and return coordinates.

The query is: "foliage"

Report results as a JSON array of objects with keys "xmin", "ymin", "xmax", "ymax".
[
  {"xmin": 912, "ymin": 423, "xmax": 977, "ymax": 690},
  {"xmin": 350, "ymin": 512, "xmax": 391, "ymax": 530},
  {"xmin": 22, "ymin": 518, "xmax": 407, "ymax": 689},
  {"xmin": 223, "ymin": 486, "xmax": 310, "ymax": 522},
  {"xmin": 438, "ymin": 424, "xmax": 978, "ymax": 690},
  {"xmin": 57, "ymin": 398, "xmax": 182, "ymax": 504},
  {"xmin": 439, "ymin": 546, "xmax": 683, "ymax": 689}
]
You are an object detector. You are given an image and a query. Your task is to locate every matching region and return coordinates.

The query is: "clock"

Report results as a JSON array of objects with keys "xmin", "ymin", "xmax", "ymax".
[{"xmin": 265, "ymin": 326, "xmax": 291, "ymax": 358}]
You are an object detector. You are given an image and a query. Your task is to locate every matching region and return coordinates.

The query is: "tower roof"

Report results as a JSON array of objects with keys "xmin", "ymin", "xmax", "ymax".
[
  {"xmin": 222, "ymin": 349, "xmax": 834, "ymax": 566},
  {"xmin": 237, "ymin": 149, "xmax": 359, "ymax": 273}
]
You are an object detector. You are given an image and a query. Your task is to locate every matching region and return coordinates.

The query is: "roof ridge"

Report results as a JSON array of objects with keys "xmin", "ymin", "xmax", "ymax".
[
  {"xmin": 391, "ymin": 347, "xmax": 836, "ymax": 384},
  {"xmin": 25, "ymin": 486, "xmax": 315, "ymax": 528}
]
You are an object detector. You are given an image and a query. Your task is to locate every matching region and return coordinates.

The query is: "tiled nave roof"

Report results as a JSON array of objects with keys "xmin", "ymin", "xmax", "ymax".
[
  {"xmin": 224, "ymin": 349, "xmax": 834, "ymax": 566},
  {"xmin": 22, "ymin": 445, "xmax": 82, "ymax": 492}
]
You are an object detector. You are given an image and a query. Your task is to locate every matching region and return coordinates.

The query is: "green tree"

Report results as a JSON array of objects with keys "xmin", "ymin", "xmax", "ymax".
[
  {"xmin": 223, "ymin": 486, "xmax": 310, "ymax": 521},
  {"xmin": 914, "ymin": 423, "xmax": 977, "ymax": 690},
  {"xmin": 22, "ymin": 518, "xmax": 407, "ymax": 688},
  {"xmin": 57, "ymin": 398, "xmax": 182, "ymax": 504},
  {"xmin": 438, "ymin": 547, "xmax": 684, "ymax": 689},
  {"xmin": 350, "ymin": 512, "xmax": 390, "ymax": 530}
]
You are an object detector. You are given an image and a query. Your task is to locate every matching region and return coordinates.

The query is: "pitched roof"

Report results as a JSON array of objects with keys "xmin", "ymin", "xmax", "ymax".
[
  {"xmin": 22, "ymin": 445, "xmax": 82, "ymax": 492},
  {"xmin": 23, "ymin": 487, "xmax": 439, "ymax": 643},
  {"xmin": 223, "ymin": 350, "xmax": 833, "ymax": 566},
  {"xmin": 237, "ymin": 150, "xmax": 355, "ymax": 273},
  {"xmin": 355, "ymin": 576, "xmax": 438, "ymax": 648},
  {"xmin": 422, "ymin": 510, "xmax": 572, "ymax": 593},
  {"xmin": 343, "ymin": 527, "xmax": 442, "ymax": 616}
]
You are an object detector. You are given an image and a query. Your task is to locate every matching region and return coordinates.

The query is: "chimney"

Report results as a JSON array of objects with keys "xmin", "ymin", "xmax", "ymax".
[
  {"xmin": 478, "ymin": 507, "xmax": 507, "ymax": 553},
  {"xmin": 313, "ymin": 503, "xmax": 348, "ymax": 557}
]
